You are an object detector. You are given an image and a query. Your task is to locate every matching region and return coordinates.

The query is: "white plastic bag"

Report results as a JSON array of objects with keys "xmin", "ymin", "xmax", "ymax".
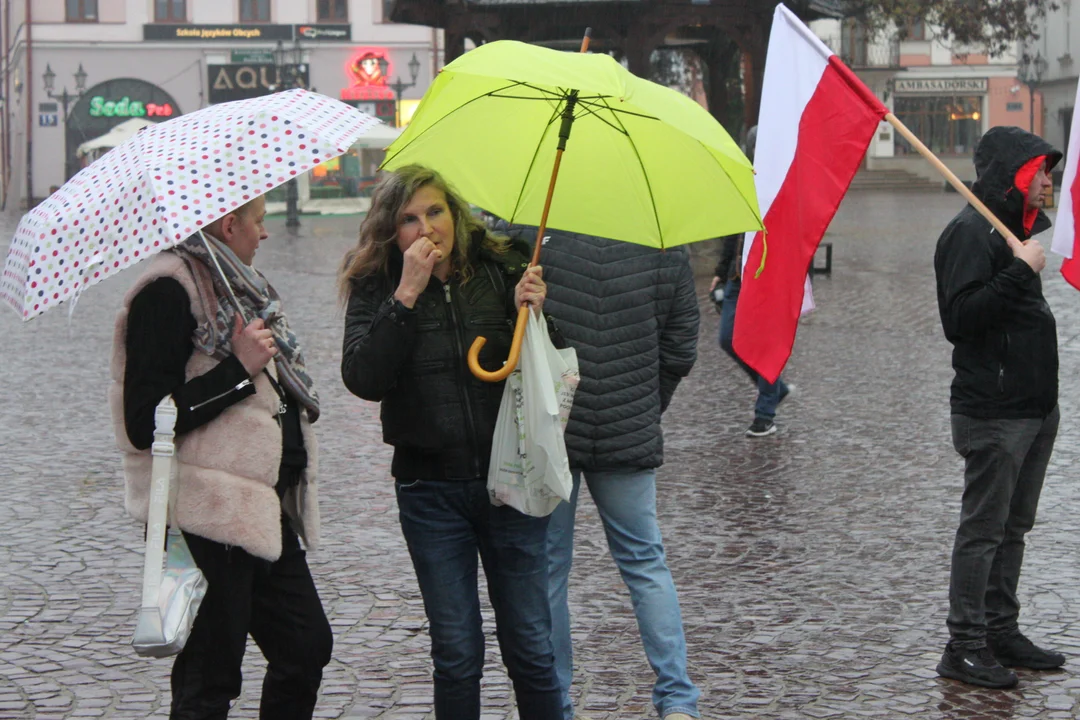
[{"xmin": 488, "ymin": 311, "xmax": 579, "ymax": 517}]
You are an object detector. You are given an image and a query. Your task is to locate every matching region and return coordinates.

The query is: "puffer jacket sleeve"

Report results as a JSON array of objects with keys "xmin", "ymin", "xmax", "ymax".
[
  {"xmin": 658, "ymin": 257, "xmax": 700, "ymax": 412},
  {"xmin": 341, "ymin": 276, "xmax": 419, "ymax": 402}
]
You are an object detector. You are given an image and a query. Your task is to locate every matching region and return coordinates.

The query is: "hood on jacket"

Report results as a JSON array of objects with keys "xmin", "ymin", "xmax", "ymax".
[{"xmin": 970, "ymin": 126, "xmax": 1061, "ymax": 237}]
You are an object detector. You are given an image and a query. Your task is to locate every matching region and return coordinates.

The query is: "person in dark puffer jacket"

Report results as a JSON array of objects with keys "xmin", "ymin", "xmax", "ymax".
[
  {"xmin": 934, "ymin": 126, "xmax": 1064, "ymax": 690},
  {"xmin": 339, "ymin": 165, "xmax": 561, "ymax": 720},
  {"xmin": 500, "ymin": 221, "xmax": 702, "ymax": 720}
]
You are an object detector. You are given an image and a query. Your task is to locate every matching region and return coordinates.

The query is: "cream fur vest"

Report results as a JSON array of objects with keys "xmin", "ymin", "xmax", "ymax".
[{"xmin": 109, "ymin": 252, "xmax": 320, "ymax": 561}]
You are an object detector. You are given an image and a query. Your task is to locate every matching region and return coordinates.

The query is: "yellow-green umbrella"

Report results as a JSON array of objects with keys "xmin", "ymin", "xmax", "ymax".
[
  {"xmin": 384, "ymin": 39, "xmax": 761, "ymax": 249},
  {"xmin": 382, "ymin": 36, "xmax": 763, "ymax": 379}
]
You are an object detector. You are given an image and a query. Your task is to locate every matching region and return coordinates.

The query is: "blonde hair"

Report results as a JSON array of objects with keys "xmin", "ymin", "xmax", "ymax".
[
  {"xmin": 338, "ymin": 165, "xmax": 508, "ymax": 301},
  {"xmin": 203, "ymin": 197, "xmax": 260, "ymax": 240}
]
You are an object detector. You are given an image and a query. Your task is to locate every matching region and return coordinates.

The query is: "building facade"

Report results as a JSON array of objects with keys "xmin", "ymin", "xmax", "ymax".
[
  {"xmin": 1029, "ymin": 0, "xmax": 1079, "ymax": 167},
  {"xmin": 811, "ymin": 17, "xmax": 1038, "ymax": 183},
  {"xmin": 2, "ymin": 0, "xmax": 441, "ymax": 208}
]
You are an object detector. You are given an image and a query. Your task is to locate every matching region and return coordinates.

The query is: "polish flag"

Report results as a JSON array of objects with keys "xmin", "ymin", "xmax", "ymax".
[
  {"xmin": 1051, "ymin": 77, "xmax": 1080, "ymax": 289},
  {"xmin": 733, "ymin": 4, "xmax": 888, "ymax": 383}
]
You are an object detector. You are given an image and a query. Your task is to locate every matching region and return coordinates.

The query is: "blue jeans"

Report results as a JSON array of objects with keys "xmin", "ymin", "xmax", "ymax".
[
  {"xmin": 395, "ymin": 479, "xmax": 562, "ymax": 720},
  {"xmin": 547, "ymin": 469, "xmax": 700, "ymax": 719},
  {"xmin": 718, "ymin": 279, "xmax": 788, "ymax": 420}
]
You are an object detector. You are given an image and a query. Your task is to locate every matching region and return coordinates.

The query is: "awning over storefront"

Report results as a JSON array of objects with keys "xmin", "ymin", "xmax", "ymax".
[
  {"xmin": 350, "ymin": 122, "xmax": 402, "ymax": 149},
  {"xmin": 76, "ymin": 117, "xmax": 156, "ymax": 157}
]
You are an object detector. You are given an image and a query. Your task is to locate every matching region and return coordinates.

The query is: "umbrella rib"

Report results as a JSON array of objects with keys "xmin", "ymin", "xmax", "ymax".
[
  {"xmin": 507, "ymin": 98, "xmax": 566, "ymax": 224},
  {"xmin": 570, "ymin": 101, "xmax": 629, "ymax": 136},
  {"xmin": 576, "ymin": 97, "xmax": 660, "ymax": 122},
  {"xmin": 600, "ymin": 98, "xmax": 665, "ymax": 249}
]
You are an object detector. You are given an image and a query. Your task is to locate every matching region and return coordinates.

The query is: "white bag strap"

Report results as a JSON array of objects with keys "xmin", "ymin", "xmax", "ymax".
[{"xmin": 139, "ymin": 396, "xmax": 178, "ymax": 610}]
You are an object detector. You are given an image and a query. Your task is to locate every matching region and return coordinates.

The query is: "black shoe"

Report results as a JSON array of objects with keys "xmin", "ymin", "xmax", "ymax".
[
  {"xmin": 745, "ymin": 418, "xmax": 777, "ymax": 437},
  {"xmin": 988, "ymin": 631, "xmax": 1066, "ymax": 670},
  {"xmin": 937, "ymin": 642, "xmax": 1018, "ymax": 689}
]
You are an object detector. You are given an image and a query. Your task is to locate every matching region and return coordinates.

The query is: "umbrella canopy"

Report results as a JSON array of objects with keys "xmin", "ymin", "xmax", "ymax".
[
  {"xmin": 382, "ymin": 40, "xmax": 763, "ymax": 250},
  {"xmin": 76, "ymin": 117, "xmax": 157, "ymax": 158},
  {"xmin": 2, "ymin": 89, "xmax": 379, "ymax": 320}
]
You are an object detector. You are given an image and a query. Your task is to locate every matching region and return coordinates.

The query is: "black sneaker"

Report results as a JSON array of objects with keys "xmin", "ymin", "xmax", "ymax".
[
  {"xmin": 988, "ymin": 631, "xmax": 1066, "ymax": 670},
  {"xmin": 746, "ymin": 418, "xmax": 777, "ymax": 437},
  {"xmin": 937, "ymin": 642, "xmax": 1018, "ymax": 689}
]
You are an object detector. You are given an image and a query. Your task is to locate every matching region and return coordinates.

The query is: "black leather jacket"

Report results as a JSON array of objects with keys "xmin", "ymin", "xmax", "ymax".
[{"xmin": 341, "ymin": 234, "xmax": 532, "ymax": 480}]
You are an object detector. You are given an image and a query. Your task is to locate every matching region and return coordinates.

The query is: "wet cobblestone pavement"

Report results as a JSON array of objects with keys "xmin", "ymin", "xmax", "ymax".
[{"xmin": 4, "ymin": 190, "xmax": 1080, "ymax": 719}]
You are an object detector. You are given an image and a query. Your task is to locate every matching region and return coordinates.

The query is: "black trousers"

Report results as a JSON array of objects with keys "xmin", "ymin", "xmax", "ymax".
[
  {"xmin": 170, "ymin": 513, "xmax": 333, "ymax": 719},
  {"xmin": 947, "ymin": 407, "xmax": 1059, "ymax": 645}
]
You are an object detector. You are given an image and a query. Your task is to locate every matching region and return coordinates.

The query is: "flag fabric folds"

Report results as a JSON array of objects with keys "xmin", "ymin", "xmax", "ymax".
[
  {"xmin": 733, "ymin": 4, "xmax": 888, "ymax": 384},
  {"xmin": 1051, "ymin": 77, "xmax": 1080, "ymax": 289}
]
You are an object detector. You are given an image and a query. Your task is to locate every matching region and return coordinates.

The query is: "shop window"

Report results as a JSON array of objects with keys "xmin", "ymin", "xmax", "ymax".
[
  {"xmin": 66, "ymin": 0, "xmax": 98, "ymax": 22},
  {"xmin": 893, "ymin": 96, "xmax": 982, "ymax": 156},
  {"xmin": 239, "ymin": 0, "xmax": 271, "ymax": 22},
  {"xmin": 318, "ymin": 0, "xmax": 348, "ymax": 22},
  {"xmin": 155, "ymin": 0, "xmax": 187, "ymax": 22}
]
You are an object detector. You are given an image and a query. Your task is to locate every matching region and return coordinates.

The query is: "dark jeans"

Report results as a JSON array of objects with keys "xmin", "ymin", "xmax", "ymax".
[
  {"xmin": 395, "ymin": 478, "xmax": 562, "ymax": 720},
  {"xmin": 947, "ymin": 407, "xmax": 1059, "ymax": 646},
  {"xmin": 718, "ymin": 279, "xmax": 788, "ymax": 420},
  {"xmin": 171, "ymin": 514, "xmax": 333, "ymax": 720}
]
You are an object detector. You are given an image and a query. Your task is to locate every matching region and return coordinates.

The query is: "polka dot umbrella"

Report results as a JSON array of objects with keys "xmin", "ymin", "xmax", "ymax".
[{"xmin": 1, "ymin": 89, "xmax": 380, "ymax": 320}]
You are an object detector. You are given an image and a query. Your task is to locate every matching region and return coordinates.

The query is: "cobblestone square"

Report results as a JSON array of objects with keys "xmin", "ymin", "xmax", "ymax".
[{"xmin": 3, "ymin": 190, "xmax": 1080, "ymax": 718}]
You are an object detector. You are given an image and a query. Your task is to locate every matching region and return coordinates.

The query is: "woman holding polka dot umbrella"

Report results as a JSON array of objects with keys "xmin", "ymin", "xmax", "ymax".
[{"xmin": 0, "ymin": 89, "xmax": 379, "ymax": 717}]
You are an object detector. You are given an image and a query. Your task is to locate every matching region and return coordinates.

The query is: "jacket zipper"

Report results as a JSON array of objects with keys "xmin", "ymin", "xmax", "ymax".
[
  {"xmin": 189, "ymin": 378, "xmax": 253, "ymax": 412},
  {"xmin": 999, "ymin": 332, "xmax": 1010, "ymax": 394},
  {"xmin": 444, "ymin": 282, "xmax": 482, "ymax": 477}
]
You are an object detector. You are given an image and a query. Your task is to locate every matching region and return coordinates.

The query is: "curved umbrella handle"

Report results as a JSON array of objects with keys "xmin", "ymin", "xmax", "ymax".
[{"xmin": 468, "ymin": 305, "xmax": 529, "ymax": 382}]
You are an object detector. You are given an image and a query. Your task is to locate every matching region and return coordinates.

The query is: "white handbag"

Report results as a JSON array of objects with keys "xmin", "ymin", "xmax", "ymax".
[{"xmin": 131, "ymin": 396, "xmax": 208, "ymax": 658}]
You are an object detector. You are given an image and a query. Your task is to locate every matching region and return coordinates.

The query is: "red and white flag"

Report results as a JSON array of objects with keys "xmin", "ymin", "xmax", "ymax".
[
  {"xmin": 733, "ymin": 4, "xmax": 887, "ymax": 383},
  {"xmin": 1051, "ymin": 78, "xmax": 1080, "ymax": 289}
]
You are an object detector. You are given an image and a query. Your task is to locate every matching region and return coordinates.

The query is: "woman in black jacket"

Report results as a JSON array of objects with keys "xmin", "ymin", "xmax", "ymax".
[{"xmin": 338, "ymin": 165, "xmax": 560, "ymax": 720}]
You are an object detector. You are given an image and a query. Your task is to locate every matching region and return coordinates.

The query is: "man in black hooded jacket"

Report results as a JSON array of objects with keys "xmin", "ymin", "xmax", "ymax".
[{"xmin": 934, "ymin": 126, "xmax": 1064, "ymax": 688}]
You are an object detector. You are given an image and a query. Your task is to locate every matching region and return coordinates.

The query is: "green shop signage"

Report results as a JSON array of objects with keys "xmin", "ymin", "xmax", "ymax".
[{"xmin": 88, "ymin": 95, "xmax": 175, "ymax": 118}]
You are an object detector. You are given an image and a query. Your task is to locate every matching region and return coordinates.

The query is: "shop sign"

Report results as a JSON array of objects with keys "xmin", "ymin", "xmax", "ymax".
[
  {"xmin": 341, "ymin": 47, "xmax": 395, "ymax": 101},
  {"xmin": 231, "ymin": 49, "xmax": 274, "ymax": 64},
  {"xmin": 144, "ymin": 23, "xmax": 294, "ymax": 41},
  {"xmin": 208, "ymin": 64, "xmax": 310, "ymax": 104},
  {"xmin": 296, "ymin": 24, "xmax": 351, "ymax": 41},
  {"xmin": 88, "ymin": 95, "xmax": 175, "ymax": 118},
  {"xmin": 145, "ymin": 23, "xmax": 351, "ymax": 42},
  {"xmin": 343, "ymin": 99, "xmax": 396, "ymax": 125},
  {"xmin": 893, "ymin": 77, "xmax": 988, "ymax": 94}
]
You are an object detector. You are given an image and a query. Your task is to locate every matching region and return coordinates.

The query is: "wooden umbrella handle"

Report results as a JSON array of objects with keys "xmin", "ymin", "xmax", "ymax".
[{"xmin": 467, "ymin": 305, "xmax": 530, "ymax": 382}]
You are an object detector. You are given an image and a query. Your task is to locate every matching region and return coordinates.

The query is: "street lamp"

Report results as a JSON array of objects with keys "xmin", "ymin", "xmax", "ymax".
[
  {"xmin": 272, "ymin": 39, "xmax": 305, "ymax": 228},
  {"xmin": 1018, "ymin": 50, "xmax": 1048, "ymax": 134},
  {"xmin": 388, "ymin": 53, "xmax": 422, "ymax": 128},
  {"xmin": 43, "ymin": 63, "xmax": 89, "ymax": 180}
]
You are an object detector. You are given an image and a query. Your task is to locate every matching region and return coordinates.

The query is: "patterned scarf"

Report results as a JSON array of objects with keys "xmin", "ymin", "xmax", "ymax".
[{"xmin": 171, "ymin": 233, "xmax": 320, "ymax": 422}]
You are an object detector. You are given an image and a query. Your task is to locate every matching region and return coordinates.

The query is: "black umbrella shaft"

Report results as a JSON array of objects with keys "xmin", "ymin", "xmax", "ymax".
[{"xmin": 557, "ymin": 92, "xmax": 578, "ymax": 152}]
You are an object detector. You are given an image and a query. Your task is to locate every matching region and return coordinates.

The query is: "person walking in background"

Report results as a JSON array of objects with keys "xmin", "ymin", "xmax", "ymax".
[
  {"xmin": 339, "ymin": 165, "xmax": 561, "ymax": 719},
  {"xmin": 711, "ymin": 232, "xmax": 792, "ymax": 437},
  {"xmin": 111, "ymin": 196, "xmax": 332, "ymax": 718},
  {"xmin": 710, "ymin": 127, "xmax": 792, "ymax": 438},
  {"xmin": 934, "ymin": 126, "xmax": 1064, "ymax": 689},
  {"xmin": 498, "ymin": 219, "xmax": 701, "ymax": 720}
]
